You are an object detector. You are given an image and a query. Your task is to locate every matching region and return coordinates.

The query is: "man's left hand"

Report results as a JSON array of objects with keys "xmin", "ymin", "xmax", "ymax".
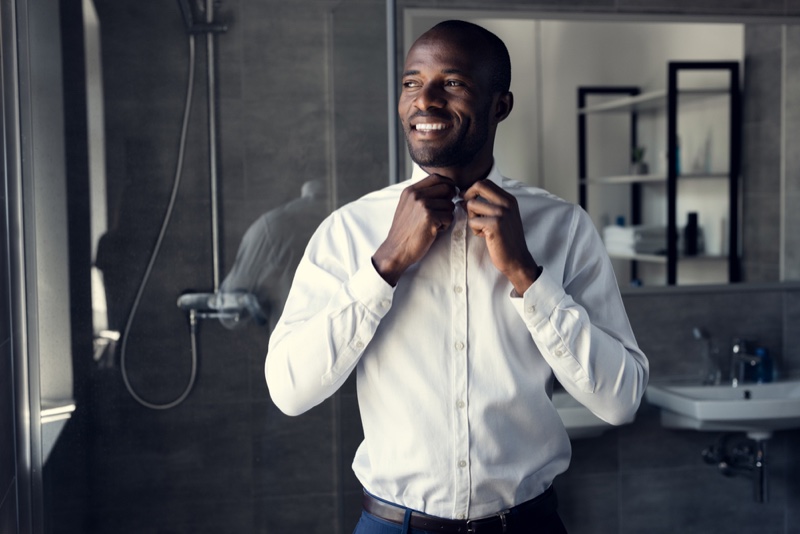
[{"xmin": 463, "ymin": 180, "xmax": 541, "ymax": 295}]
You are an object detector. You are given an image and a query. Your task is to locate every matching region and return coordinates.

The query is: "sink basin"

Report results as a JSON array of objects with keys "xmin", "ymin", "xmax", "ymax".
[
  {"xmin": 645, "ymin": 380, "xmax": 800, "ymax": 437},
  {"xmin": 553, "ymin": 391, "xmax": 614, "ymax": 439}
]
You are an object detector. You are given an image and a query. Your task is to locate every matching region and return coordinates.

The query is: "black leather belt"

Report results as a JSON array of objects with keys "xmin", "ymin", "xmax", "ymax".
[{"xmin": 361, "ymin": 486, "xmax": 558, "ymax": 534}]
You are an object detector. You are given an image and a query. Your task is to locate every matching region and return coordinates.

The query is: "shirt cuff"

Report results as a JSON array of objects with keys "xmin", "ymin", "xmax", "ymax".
[
  {"xmin": 346, "ymin": 261, "xmax": 395, "ymax": 319},
  {"xmin": 510, "ymin": 268, "xmax": 594, "ymax": 393},
  {"xmin": 510, "ymin": 268, "xmax": 566, "ymax": 328}
]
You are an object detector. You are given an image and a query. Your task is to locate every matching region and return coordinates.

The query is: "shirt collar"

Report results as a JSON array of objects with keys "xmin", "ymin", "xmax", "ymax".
[{"xmin": 409, "ymin": 161, "xmax": 504, "ymax": 188}]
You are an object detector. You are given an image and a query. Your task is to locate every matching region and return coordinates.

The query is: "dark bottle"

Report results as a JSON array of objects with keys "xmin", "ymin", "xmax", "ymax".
[{"xmin": 684, "ymin": 212, "xmax": 698, "ymax": 256}]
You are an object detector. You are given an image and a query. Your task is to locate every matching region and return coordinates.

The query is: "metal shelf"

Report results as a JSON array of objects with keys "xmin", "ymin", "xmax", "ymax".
[
  {"xmin": 607, "ymin": 252, "xmax": 729, "ymax": 263},
  {"xmin": 577, "ymin": 61, "xmax": 742, "ymax": 285},
  {"xmin": 581, "ymin": 172, "xmax": 730, "ymax": 185},
  {"xmin": 578, "ymin": 88, "xmax": 730, "ymax": 115}
]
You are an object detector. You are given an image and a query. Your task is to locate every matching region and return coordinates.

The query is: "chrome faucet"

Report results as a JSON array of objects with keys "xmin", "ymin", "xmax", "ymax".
[{"xmin": 730, "ymin": 338, "xmax": 761, "ymax": 386}]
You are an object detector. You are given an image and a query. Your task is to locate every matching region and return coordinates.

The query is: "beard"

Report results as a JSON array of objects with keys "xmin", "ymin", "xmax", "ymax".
[{"xmin": 404, "ymin": 105, "xmax": 491, "ymax": 168}]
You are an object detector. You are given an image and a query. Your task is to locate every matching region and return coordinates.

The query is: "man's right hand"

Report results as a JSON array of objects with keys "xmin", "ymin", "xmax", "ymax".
[{"xmin": 372, "ymin": 174, "xmax": 457, "ymax": 286}]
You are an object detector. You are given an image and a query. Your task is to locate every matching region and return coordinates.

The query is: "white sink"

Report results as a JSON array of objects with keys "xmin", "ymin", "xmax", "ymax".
[
  {"xmin": 645, "ymin": 380, "xmax": 800, "ymax": 438},
  {"xmin": 553, "ymin": 391, "xmax": 614, "ymax": 439}
]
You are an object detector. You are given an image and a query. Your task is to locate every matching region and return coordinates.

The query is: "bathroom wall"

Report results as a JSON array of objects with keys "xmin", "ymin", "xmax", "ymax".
[
  {"xmin": 742, "ymin": 24, "xmax": 783, "ymax": 282},
  {"xmin": 25, "ymin": 1, "xmax": 800, "ymax": 534},
  {"xmin": 69, "ymin": 0, "xmax": 387, "ymax": 532},
  {"xmin": 575, "ymin": 284, "xmax": 800, "ymax": 534}
]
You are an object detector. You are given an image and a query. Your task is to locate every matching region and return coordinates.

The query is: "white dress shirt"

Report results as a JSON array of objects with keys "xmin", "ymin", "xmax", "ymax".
[{"xmin": 266, "ymin": 163, "xmax": 648, "ymax": 520}]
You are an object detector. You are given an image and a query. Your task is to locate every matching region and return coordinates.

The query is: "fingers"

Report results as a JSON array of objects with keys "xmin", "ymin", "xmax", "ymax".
[
  {"xmin": 462, "ymin": 179, "xmax": 510, "ymax": 206},
  {"xmin": 400, "ymin": 173, "xmax": 457, "ymax": 232},
  {"xmin": 462, "ymin": 181, "xmax": 511, "ymax": 223},
  {"xmin": 409, "ymin": 173, "xmax": 458, "ymax": 201}
]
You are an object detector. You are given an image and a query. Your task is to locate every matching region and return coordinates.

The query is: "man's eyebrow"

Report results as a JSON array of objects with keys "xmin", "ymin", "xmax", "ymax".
[{"xmin": 401, "ymin": 68, "xmax": 471, "ymax": 77}]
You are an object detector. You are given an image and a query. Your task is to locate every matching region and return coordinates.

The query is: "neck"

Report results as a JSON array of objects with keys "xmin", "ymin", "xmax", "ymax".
[{"xmin": 420, "ymin": 157, "xmax": 494, "ymax": 190}]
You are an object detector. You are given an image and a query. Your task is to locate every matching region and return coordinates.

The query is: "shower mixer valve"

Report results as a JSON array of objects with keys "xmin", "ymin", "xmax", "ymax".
[{"xmin": 177, "ymin": 291, "xmax": 267, "ymax": 325}]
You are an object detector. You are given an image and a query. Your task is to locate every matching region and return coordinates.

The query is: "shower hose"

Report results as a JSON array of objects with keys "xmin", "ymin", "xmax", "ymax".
[{"xmin": 119, "ymin": 34, "xmax": 198, "ymax": 410}]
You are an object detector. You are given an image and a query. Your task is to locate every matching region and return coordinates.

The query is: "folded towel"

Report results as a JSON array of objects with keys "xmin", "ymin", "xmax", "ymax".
[{"xmin": 603, "ymin": 225, "xmax": 667, "ymax": 254}]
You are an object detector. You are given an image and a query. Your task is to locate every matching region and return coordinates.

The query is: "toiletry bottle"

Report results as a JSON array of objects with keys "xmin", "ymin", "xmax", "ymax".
[
  {"xmin": 684, "ymin": 212, "xmax": 699, "ymax": 256},
  {"xmin": 755, "ymin": 347, "xmax": 773, "ymax": 383}
]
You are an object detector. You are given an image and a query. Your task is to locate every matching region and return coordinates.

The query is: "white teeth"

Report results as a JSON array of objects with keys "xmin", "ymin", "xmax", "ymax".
[{"xmin": 415, "ymin": 123, "xmax": 447, "ymax": 131}]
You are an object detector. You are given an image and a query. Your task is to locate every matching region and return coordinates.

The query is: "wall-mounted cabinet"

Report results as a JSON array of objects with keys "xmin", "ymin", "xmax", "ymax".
[{"xmin": 578, "ymin": 61, "xmax": 742, "ymax": 286}]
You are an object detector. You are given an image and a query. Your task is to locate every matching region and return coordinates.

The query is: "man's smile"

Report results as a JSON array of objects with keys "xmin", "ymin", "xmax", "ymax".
[{"xmin": 413, "ymin": 122, "xmax": 450, "ymax": 132}]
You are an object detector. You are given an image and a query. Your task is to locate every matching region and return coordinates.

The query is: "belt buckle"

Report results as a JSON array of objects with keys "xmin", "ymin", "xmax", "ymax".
[{"xmin": 466, "ymin": 509, "xmax": 509, "ymax": 534}]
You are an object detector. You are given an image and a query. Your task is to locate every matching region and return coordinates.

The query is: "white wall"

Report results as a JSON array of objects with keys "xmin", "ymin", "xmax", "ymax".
[{"xmin": 540, "ymin": 21, "xmax": 743, "ymax": 198}]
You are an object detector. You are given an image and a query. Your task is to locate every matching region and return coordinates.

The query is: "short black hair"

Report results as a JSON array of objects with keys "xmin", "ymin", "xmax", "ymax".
[{"xmin": 430, "ymin": 20, "xmax": 512, "ymax": 94}]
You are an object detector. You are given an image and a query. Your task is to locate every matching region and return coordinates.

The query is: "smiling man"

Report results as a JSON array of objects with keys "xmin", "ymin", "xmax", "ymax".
[{"xmin": 266, "ymin": 20, "xmax": 648, "ymax": 533}]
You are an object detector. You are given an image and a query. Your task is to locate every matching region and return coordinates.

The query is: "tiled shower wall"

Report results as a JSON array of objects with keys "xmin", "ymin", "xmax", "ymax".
[{"xmin": 27, "ymin": 1, "xmax": 800, "ymax": 533}]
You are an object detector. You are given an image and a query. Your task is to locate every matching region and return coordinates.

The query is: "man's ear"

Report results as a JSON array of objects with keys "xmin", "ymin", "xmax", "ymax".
[{"xmin": 493, "ymin": 91, "xmax": 514, "ymax": 123}]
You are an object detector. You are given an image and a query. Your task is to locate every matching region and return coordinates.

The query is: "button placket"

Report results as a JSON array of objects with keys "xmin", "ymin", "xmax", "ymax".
[{"xmin": 449, "ymin": 211, "xmax": 471, "ymax": 517}]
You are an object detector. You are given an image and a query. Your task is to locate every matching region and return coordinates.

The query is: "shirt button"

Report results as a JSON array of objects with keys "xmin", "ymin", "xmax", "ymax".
[
  {"xmin": 453, "ymin": 229, "xmax": 464, "ymax": 239},
  {"xmin": 380, "ymin": 299, "xmax": 390, "ymax": 308},
  {"xmin": 458, "ymin": 460, "xmax": 467, "ymax": 468},
  {"xmin": 554, "ymin": 348, "xmax": 564, "ymax": 357},
  {"xmin": 525, "ymin": 305, "xmax": 535, "ymax": 315},
  {"xmin": 457, "ymin": 513, "xmax": 465, "ymax": 520},
  {"xmin": 355, "ymin": 340, "xmax": 365, "ymax": 349},
  {"xmin": 454, "ymin": 285, "xmax": 463, "ymax": 294},
  {"xmin": 456, "ymin": 400, "xmax": 465, "ymax": 409},
  {"xmin": 455, "ymin": 341, "xmax": 465, "ymax": 351}
]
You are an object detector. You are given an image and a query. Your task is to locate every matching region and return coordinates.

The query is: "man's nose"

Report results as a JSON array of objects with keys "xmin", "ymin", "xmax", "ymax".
[{"xmin": 414, "ymin": 83, "xmax": 446, "ymax": 110}]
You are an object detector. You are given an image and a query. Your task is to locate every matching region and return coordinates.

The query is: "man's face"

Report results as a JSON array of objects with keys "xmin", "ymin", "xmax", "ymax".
[{"xmin": 398, "ymin": 31, "xmax": 496, "ymax": 169}]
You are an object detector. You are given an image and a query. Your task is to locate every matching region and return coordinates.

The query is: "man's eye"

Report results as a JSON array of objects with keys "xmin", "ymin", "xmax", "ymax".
[
  {"xmin": 445, "ymin": 80, "xmax": 464, "ymax": 87},
  {"xmin": 402, "ymin": 80, "xmax": 420, "ymax": 89}
]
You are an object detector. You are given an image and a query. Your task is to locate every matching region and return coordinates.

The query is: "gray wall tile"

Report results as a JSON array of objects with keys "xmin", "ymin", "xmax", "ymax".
[
  {"xmin": 0, "ymin": 487, "xmax": 17, "ymax": 534},
  {"xmin": 623, "ymin": 288, "xmax": 784, "ymax": 380},
  {"xmin": 554, "ymin": 473, "xmax": 620, "ymax": 534},
  {"xmin": 742, "ymin": 26, "xmax": 784, "ymax": 284},
  {"xmin": 255, "ymin": 494, "xmax": 338, "ymax": 533},
  {"xmin": 788, "ymin": 0, "xmax": 800, "ymax": 15},
  {"xmin": 621, "ymin": 466, "xmax": 786, "ymax": 534},
  {"xmin": 783, "ymin": 290, "xmax": 800, "ymax": 375},
  {"xmin": 784, "ymin": 27, "xmax": 800, "ymax": 281},
  {"xmin": 617, "ymin": 0, "xmax": 784, "ymax": 14},
  {"xmin": 401, "ymin": 0, "xmax": 616, "ymax": 9},
  {"xmin": 743, "ymin": 193, "xmax": 782, "ymax": 282},
  {"xmin": 253, "ymin": 400, "xmax": 335, "ymax": 497}
]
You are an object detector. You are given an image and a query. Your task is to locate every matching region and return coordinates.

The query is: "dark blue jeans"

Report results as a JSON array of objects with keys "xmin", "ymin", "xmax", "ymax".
[
  {"xmin": 352, "ymin": 506, "xmax": 569, "ymax": 534},
  {"xmin": 352, "ymin": 510, "xmax": 417, "ymax": 534}
]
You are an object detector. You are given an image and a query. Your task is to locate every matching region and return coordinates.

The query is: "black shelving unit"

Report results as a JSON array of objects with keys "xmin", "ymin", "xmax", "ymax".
[{"xmin": 577, "ymin": 61, "xmax": 742, "ymax": 285}]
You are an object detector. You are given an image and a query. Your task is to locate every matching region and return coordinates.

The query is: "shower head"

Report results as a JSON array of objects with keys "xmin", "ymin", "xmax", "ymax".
[
  {"xmin": 177, "ymin": 0, "xmax": 228, "ymax": 34},
  {"xmin": 177, "ymin": 0, "xmax": 197, "ymax": 31}
]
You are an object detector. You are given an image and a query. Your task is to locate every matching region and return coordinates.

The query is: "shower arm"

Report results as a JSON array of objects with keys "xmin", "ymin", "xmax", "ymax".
[
  {"xmin": 178, "ymin": 0, "xmax": 227, "ymax": 291},
  {"xmin": 204, "ymin": 0, "xmax": 223, "ymax": 291}
]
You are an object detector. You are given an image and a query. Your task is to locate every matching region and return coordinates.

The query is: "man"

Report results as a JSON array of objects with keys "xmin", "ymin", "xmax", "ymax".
[{"xmin": 267, "ymin": 20, "xmax": 648, "ymax": 533}]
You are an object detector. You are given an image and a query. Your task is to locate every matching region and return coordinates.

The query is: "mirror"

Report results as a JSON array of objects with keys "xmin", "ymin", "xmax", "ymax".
[
  {"xmin": 6, "ymin": 0, "xmax": 798, "ymax": 532},
  {"xmin": 399, "ymin": 11, "xmax": 799, "ymax": 288}
]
